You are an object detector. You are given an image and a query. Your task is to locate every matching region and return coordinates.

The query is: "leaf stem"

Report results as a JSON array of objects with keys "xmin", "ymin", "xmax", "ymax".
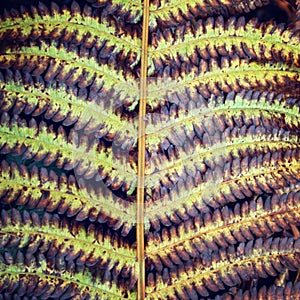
[{"xmin": 137, "ymin": 0, "xmax": 150, "ymax": 299}]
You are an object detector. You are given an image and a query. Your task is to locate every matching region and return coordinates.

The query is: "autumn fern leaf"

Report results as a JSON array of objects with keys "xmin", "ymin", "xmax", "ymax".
[
  {"xmin": 145, "ymin": 151, "xmax": 300, "ymax": 230},
  {"xmin": 0, "ymin": 43, "xmax": 139, "ymax": 97},
  {"xmin": 0, "ymin": 161, "xmax": 136, "ymax": 234},
  {"xmin": 147, "ymin": 237, "xmax": 300, "ymax": 299},
  {"xmin": 0, "ymin": 112, "xmax": 136, "ymax": 192},
  {"xmin": 148, "ymin": 16, "xmax": 300, "ymax": 70},
  {"xmin": 0, "ymin": 208, "xmax": 137, "ymax": 277},
  {"xmin": 0, "ymin": 251, "xmax": 136, "ymax": 299},
  {"xmin": 0, "ymin": 0, "xmax": 299, "ymax": 299},
  {"xmin": 145, "ymin": 90, "xmax": 300, "ymax": 148},
  {"xmin": 147, "ymin": 187, "xmax": 300, "ymax": 259},
  {"xmin": 148, "ymin": 0, "xmax": 270, "ymax": 27},
  {"xmin": 147, "ymin": 58, "xmax": 299, "ymax": 107},
  {"xmin": 0, "ymin": 2, "xmax": 141, "ymax": 61},
  {"xmin": 0, "ymin": 78, "xmax": 137, "ymax": 141}
]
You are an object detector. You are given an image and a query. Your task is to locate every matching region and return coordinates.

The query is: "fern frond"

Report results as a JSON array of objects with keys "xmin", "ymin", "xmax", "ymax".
[
  {"xmin": 0, "ymin": 2, "xmax": 141, "ymax": 60},
  {"xmin": 0, "ymin": 78, "xmax": 137, "ymax": 145},
  {"xmin": 145, "ymin": 90, "xmax": 299, "ymax": 149},
  {"xmin": 149, "ymin": 17, "xmax": 300, "ymax": 69},
  {"xmin": 0, "ymin": 250, "xmax": 135, "ymax": 299},
  {"xmin": 0, "ymin": 112, "xmax": 136, "ymax": 188},
  {"xmin": 147, "ymin": 187, "xmax": 300, "ymax": 256},
  {"xmin": 0, "ymin": 208, "xmax": 137, "ymax": 274},
  {"xmin": 148, "ymin": 0, "xmax": 270, "ymax": 27},
  {"xmin": 145, "ymin": 130, "xmax": 300, "ymax": 188},
  {"xmin": 147, "ymin": 58, "xmax": 299, "ymax": 107},
  {"xmin": 145, "ymin": 149, "xmax": 300, "ymax": 227},
  {"xmin": 0, "ymin": 161, "xmax": 136, "ymax": 234},
  {"xmin": 146, "ymin": 237, "xmax": 300, "ymax": 299},
  {"xmin": 0, "ymin": 42, "xmax": 139, "ymax": 106},
  {"xmin": 0, "ymin": 0, "xmax": 299, "ymax": 298}
]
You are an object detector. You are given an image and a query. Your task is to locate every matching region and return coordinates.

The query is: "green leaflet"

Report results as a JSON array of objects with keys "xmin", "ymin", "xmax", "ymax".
[
  {"xmin": 1, "ymin": 43, "xmax": 139, "ymax": 104},
  {"xmin": 148, "ymin": 0, "xmax": 269, "ymax": 27},
  {"xmin": 0, "ymin": 263, "xmax": 135, "ymax": 299},
  {"xmin": 148, "ymin": 17, "xmax": 300, "ymax": 68},
  {"xmin": 0, "ymin": 211, "xmax": 136, "ymax": 268},
  {"xmin": 146, "ymin": 237, "xmax": 300, "ymax": 298},
  {"xmin": 0, "ymin": 81, "xmax": 137, "ymax": 142},
  {"xmin": 145, "ymin": 134, "xmax": 300, "ymax": 186},
  {"xmin": 145, "ymin": 153, "xmax": 300, "ymax": 223},
  {"xmin": 147, "ymin": 186, "xmax": 300, "ymax": 255},
  {"xmin": 0, "ymin": 119, "xmax": 135, "ymax": 183},
  {"xmin": 145, "ymin": 91, "xmax": 300, "ymax": 147},
  {"xmin": 0, "ymin": 162, "xmax": 136, "ymax": 231},
  {"xmin": 0, "ymin": 7, "xmax": 141, "ymax": 56},
  {"xmin": 147, "ymin": 60, "xmax": 299, "ymax": 106}
]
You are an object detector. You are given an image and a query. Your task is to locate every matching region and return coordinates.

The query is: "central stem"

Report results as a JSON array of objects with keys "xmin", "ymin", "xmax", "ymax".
[{"xmin": 137, "ymin": 0, "xmax": 150, "ymax": 299}]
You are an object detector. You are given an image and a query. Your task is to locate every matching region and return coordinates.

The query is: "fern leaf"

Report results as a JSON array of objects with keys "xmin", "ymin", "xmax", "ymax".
[
  {"xmin": 145, "ymin": 90, "xmax": 300, "ymax": 148},
  {"xmin": 0, "ymin": 0, "xmax": 299, "ymax": 299},
  {"xmin": 0, "ymin": 77, "xmax": 137, "ymax": 144},
  {"xmin": 0, "ymin": 250, "xmax": 136, "ymax": 299},
  {"xmin": 149, "ymin": 17, "xmax": 300, "ymax": 70},
  {"xmin": 147, "ymin": 58, "xmax": 299, "ymax": 108},
  {"xmin": 0, "ymin": 161, "xmax": 136, "ymax": 234},
  {"xmin": 148, "ymin": 0, "xmax": 270, "ymax": 27},
  {"xmin": 0, "ymin": 2, "xmax": 141, "ymax": 60},
  {"xmin": 0, "ymin": 208, "xmax": 137, "ymax": 274},
  {"xmin": 147, "ymin": 186, "xmax": 300, "ymax": 258},
  {"xmin": 0, "ymin": 112, "xmax": 136, "ymax": 189},
  {"xmin": 0, "ymin": 42, "xmax": 139, "ymax": 104},
  {"xmin": 145, "ymin": 149, "xmax": 300, "ymax": 228},
  {"xmin": 146, "ymin": 237, "xmax": 300, "ymax": 299}
]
